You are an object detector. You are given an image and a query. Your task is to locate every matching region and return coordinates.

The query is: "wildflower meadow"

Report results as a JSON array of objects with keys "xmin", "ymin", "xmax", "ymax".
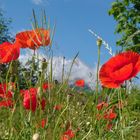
[{"xmin": 0, "ymin": 3, "xmax": 140, "ymax": 140}]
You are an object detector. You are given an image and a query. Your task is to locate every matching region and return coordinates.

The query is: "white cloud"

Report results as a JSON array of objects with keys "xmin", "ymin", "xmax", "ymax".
[
  {"xmin": 19, "ymin": 49, "xmax": 96, "ymax": 89},
  {"xmin": 32, "ymin": 0, "xmax": 43, "ymax": 5}
]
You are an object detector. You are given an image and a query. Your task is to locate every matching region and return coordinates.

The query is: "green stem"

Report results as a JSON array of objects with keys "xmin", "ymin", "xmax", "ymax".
[
  {"xmin": 62, "ymin": 56, "xmax": 65, "ymax": 83},
  {"xmin": 53, "ymin": 103, "xmax": 68, "ymax": 140},
  {"xmin": 96, "ymin": 46, "xmax": 101, "ymax": 101},
  {"xmin": 118, "ymin": 88, "xmax": 125, "ymax": 140},
  {"xmin": 66, "ymin": 52, "xmax": 79, "ymax": 82}
]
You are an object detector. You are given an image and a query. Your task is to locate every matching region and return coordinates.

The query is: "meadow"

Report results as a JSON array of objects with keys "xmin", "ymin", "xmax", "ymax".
[{"xmin": 0, "ymin": 13, "xmax": 140, "ymax": 140}]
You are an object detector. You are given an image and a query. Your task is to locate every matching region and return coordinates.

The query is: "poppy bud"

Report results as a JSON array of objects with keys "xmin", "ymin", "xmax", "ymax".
[{"xmin": 96, "ymin": 39, "xmax": 102, "ymax": 47}]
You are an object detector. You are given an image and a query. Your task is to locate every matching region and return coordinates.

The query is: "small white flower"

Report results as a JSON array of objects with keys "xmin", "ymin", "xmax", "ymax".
[
  {"xmin": 32, "ymin": 133, "xmax": 40, "ymax": 140},
  {"xmin": 86, "ymin": 122, "xmax": 90, "ymax": 125}
]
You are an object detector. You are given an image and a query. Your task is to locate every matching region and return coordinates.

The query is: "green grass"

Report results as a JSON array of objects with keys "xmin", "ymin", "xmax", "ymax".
[{"xmin": 0, "ymin": 79, "xmax": 140, "ymax": 140}]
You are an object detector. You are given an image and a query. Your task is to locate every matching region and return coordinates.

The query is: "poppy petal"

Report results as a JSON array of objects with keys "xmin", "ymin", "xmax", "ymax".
[
  {"xmin": 23, "ymin": 88, "xmax": 37, "ymax": 112},
  {"xmin": 0, "ymin": 100, "xmax": 13, "ymax": 108},
  {"xmin": 109, "ymin": 63, "xmax": 133, "ymax": 81},
  {"xmin": 99, "ymin": 51, "xmax": 140, "ymax": 88},
  {"xmin": 0, "ymin": 83, "xmax": 14, "ymax": 98},
  {"xmin": 16, "ymin": 28, "xmax": 50, "ymax": 50},
  {"xmin": 75, "ymin": 79, "xmax": 85, "ymax": 87},
  {"xmin": 0, "ymin": 42, "xmax": 20, "ymax": 63}
]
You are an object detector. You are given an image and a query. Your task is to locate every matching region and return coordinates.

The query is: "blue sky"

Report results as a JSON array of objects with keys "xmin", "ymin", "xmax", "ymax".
[{"xmin": 0, "ymin": 0, "xmax": 118, "ymax": 67}]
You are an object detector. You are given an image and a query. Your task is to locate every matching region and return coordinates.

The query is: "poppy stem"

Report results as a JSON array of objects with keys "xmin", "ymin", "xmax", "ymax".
[
  {"xmin": 118, "ymin": 88, "xmax": 125, "ymax": 140},
  {"xmin": 96, "ymin": 40, "xmax": 101, "ymax": 100},
  {"xmin": 62, "ymin": 56, "xmax": 65, "ymax": 83}
]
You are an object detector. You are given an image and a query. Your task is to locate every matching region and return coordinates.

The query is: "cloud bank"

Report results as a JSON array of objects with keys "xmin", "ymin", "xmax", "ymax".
[{"xmin": 19, "ymin": 49, "xmax": 96, "ymax": 89}]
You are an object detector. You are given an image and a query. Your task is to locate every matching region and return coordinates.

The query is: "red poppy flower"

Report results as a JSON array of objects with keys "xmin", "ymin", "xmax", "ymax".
[
  {"xmin": 0, "ymin": 42, "xmax": 20, "ymax": 63},
  {"xmin": 22, "ymin": 88, "xmax": 46, "ymax": 112},
  {"xmin": 54, "ymin": 104, "xmax": 62, "ymax": 111},
  {"xmin": 21, "ymin": 88, "xmax": 38, "ymax": 96},
  {"xmin": 0, "ymin": 83, "xmax": 14, "ymax": 98},
  {"xmin": 99, "ymin": 51, "xmax": 140, "ymax": 88},
  {"xmin": 61, "ymin": 135, "xmax": 69, "ymax": 140},
  {"xmin": 42, "ymin": 83, "xmax": 52, "ymax": 92},
  {"xmin": 61, "ymin": 129, "xmax": 75, "ymax": 140},
  {"xmin": 16, "ymin": 28, "xmax": 50, "ymax": 50},
  {"xmin": 0, "ymin": 100, "xmax": 13, "ymax": 108},
  {"xmin": 41, "ymin": 118, "xmax": 48, "ymax": 128},
  {"xmin": 96, "ymin": 102, "xmax": 108, "ymax": 110},
  {"xmin": 41, "ymin": 98, "xmax": 46, "ymax": 110},
  {"xmin": 75, "ymin": 79, "xmax": 85, "ymax": 87},
  {"xmin": 23, "ymin": 88, "xmax": 37, "ymax": 112},
  {"xmin": 104, "ymin": 110, "xmax": 117, "ymax": 120},
  {"xmin": 63, "ymin": 129, "xmax": 75, "ymax": 139}
]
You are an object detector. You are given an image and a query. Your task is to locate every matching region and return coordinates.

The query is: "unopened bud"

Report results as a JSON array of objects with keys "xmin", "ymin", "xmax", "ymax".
[{"xmin": 96, "ymin": 39, "xmax": 102, "ymax": 47}]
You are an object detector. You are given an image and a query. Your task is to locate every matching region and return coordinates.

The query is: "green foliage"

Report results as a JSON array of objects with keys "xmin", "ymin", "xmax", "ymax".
[
  {"xmin": 109, "ymin": 0, "xmax": 140, "ymax": 52},
  {"xmin": 19, "ymin": 56, "xmax": 41, "ymax": 89},
  {"xmin": 0, "ymin": 9, "xmax": 12, "ymax": 43},
  {"xmin": 0, "ymin": 83, "xmax": 140, "ymax": 139},
  {"xmin": 0, "ymin": 9, "xmax": 13, "ymax": 81}
]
